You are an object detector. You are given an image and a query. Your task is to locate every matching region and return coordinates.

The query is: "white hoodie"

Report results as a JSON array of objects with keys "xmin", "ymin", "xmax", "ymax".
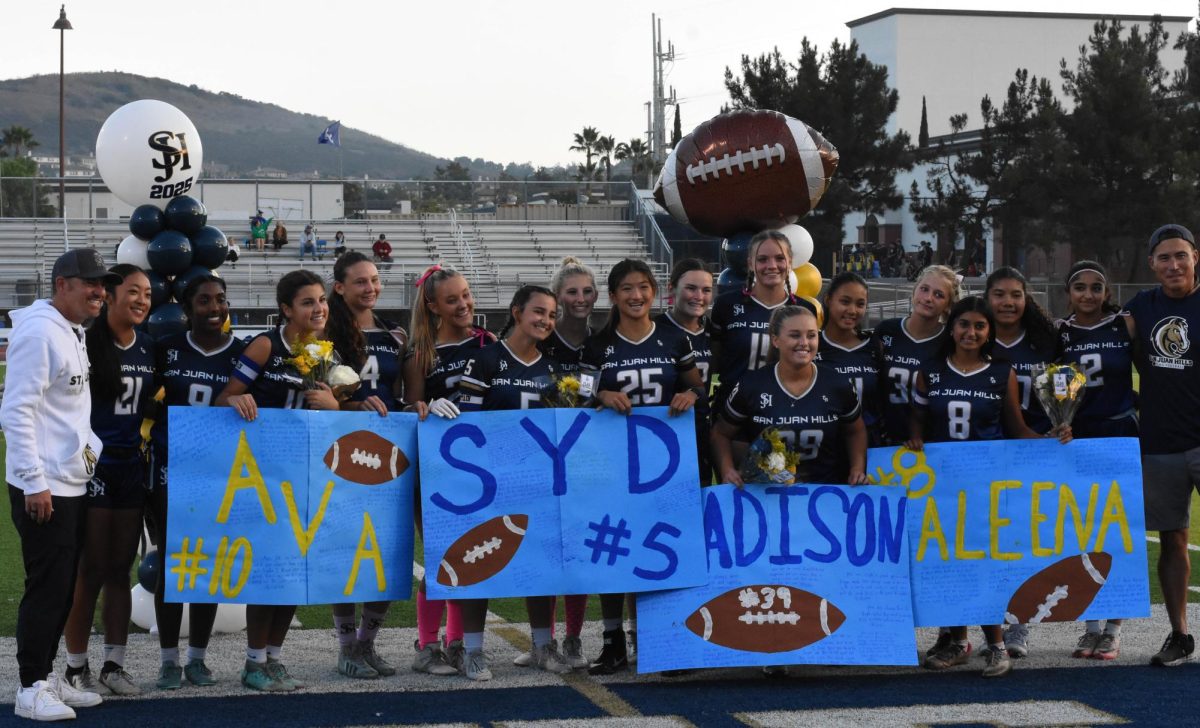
[{"xmin": 1, "ymin": 299, "xmax": 103, "ymax": 496}]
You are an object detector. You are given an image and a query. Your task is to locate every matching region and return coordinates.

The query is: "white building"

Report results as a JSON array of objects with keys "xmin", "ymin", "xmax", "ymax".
[{"xmin": 843, "ymin": 8, "xmax": 1192, "ymax": 274}]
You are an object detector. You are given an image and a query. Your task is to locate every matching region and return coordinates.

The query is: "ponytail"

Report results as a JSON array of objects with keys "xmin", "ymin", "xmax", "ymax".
[{"xmin": 409, "ymin": 263, "xmax": 465, "ymax": 375}]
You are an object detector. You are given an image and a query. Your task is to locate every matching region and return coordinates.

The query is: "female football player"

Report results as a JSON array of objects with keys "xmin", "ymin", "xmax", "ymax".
[
  {"xmin": 657, "ymin": 258, "xmax": 715, "ymax": 484},
  {"xmin": 816, "ymin": 272, "xmax": 881, "ymax": 446}
]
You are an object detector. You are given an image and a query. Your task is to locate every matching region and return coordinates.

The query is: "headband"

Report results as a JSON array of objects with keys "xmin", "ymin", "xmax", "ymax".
[{"xmin": 1067, "ymin": 268, "xmax": 1106, "ymax": 285}]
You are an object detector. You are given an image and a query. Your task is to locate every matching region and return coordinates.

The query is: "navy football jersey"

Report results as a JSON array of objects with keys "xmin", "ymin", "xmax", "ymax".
[
  {"xmin": 416, "ymin": 329, "xmax": 494, "ymax": 402},
  {"xmin": 538, "ymin": 328, "xmax": 587, "ymax": 372},
  {"xmin": 234, "ymin": 327, "xmax": 306, "ymax": 409},
  {"xmin": 914, "ymin": 358, "xmax": 1012, "ymax": 443},
  {"xmin": 459, "ymin": 341, "xmax": 559, "ymax": 411},
  {"xmin": 352, "ymin": 321, "xmax": 405, "ymax": 410},
  {"xmin": 657, "ymin": 311, "xmax": 713, "ymax": 401},
  {"xmin": 91, "ymin": 329, "xmax": 156, "ymax": 454},
  {"xmin": 152, "ymin": 332, "xmax": 246, "ymax": 448},
  {"xmin": 994, "ymin": 331, "xmax": 1053, "ymax": 433},
  {"xmin": 815, "ymin": 330, "xmax": 881, "ymax": 438},
  {"xmin": 722, "ymin": 364, "xmax": 861, "ymax": 484},
  {"xmin": 873, "ymin": 317, "xmax": 944, "ymax": 444},
  {"xmin": 710, "ymin": 291, "xmax": 792, "ymax": 404},
  {"xmin": 1124, "ymin": 287, "xmax": 1200, "ymax": 453},
  {"xmin": 582, "ymin": 323, "xmax": 696, "ymax": 406},
  {"xmin": 1057, "ymin": 314, "xmax": 1136, "ymax": 429}
]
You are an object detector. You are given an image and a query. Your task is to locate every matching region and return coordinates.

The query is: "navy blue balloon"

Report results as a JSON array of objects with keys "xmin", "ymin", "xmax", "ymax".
[
  {"xmin": 147, "ymin": 302, "xmax": 188, "ymax": 339},
  {"xmin": 164, "ymin": 195, "xmax": 208, "ymax": 235},
  {"xmin": 137, "ymin": 550, "xmax": 160, "ymax": 592},
  {"xmin": 717, "ymin": 267, "xmax": 747, "ymax": 296},
  {"xmin": 146, "ymin": 230, "xmax": 193, "ymax": 277},
  {"xmin": 129, "ymin": 204, "xmax": 165, "ymax": 241},
  {"xmin": 146, "ymin": 270, "xmax": 170, "ymax": 308},
  {"xmin": 173, "ymin": 265, "xmax": 219, "ymax": 300},
  {"xmin": 721, "ymin": 232, "xmax": 754, "ymax": 277},
  {"xmin": 189, "ymin": 226, "xmax": 229, "ymax": 270}
]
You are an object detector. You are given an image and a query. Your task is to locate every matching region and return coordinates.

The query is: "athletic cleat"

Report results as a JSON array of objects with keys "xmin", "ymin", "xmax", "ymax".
[
  {"xmin": 1072, "ymin": 631, "xmax": 1101, "ymax": 659},
  {"xmin": 66, "ymin": 665, "xmax": 110, "ymax": 696},
  {"xmin": 240, "ymin": 660, "xmax": 289, "ymax": 692},
  {"xmin": 463, "ymin": 650, "xmax": 492, "ymax": 681},
  {"xmin": 156, "ymin": 662, "xmax": 183, "ymax": 690},
  {"xmin": 337, "ymin": 644, "xmax": 379, "ymax": 679},
  {"xmin": 1150, "ymin": 631, "xmax": 1194, "ymax": 667},
  {"xmin": 46, "ymin": 672, "xmax": 103, "ymax": 708},
  {"xmin": 1003, "ymin": 623, "xmax": 1030, "ymax": 659},
  {"xmin": 360, "ymin": 642, "xmax": 396, "ymax": 677},
  {"xmin": 561, "ymin": 635, "xmax": 588, "ymax": 669},
  {"xmin": 587, "ymin": 629, "xmax": 628, "ymax": 675},
  {"xmin": 925, "ymin": 631, "xmax": 953, "ymax": 657},
  {"xmin": 184, "ymin": 660, "xmax": 216, "ymax": 687},
  {"xmin": 266, "ymin": 658, "xmax": 304, "ymax": 689},
  {"xmin": 445, "ymin": 640, "xmax": 466, "ymax": 674},
  {"xmin": 98, "ymin": 666, "xmax": 141, "ymax": 696},
  {"xmin": 512, "ymin": 651, "xmax": 533, "ymax": 667},
  {"xmin": 532, "ymin": 640, "xmax": 571, "ymax": 674},
  {"xmin": 14, "ymin": 682, "xmax": 75, "ymax": 721},
  {"xmin": 924, "ymin": 642, "xmax": 969, "ymax": 670},
  {"xmin": 1093, "ymin": 632, "xmax": 1120, "ymax": 661},
  {"xmin": 411, "ymin": 640, "xmax": 457, "ymax": 676},
  {"xmin": 981, "ymin": 646, "xmax": 1012, "ymax": 678}
]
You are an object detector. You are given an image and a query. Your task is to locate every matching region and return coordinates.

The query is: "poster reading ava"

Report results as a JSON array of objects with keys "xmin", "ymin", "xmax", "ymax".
[
  {"xmin": 166, "ymin": 408, "xmax": 417, "ymax": 605},
  {"xmin": 418, "ymin": 407, "xmax": 707, "ymax": 599},
  {"xmin": 636, "ymin": 483, "xmax": 917, "ymax": 672},
  {"xmin": 868, "ymin": 437, "xmax": 1149, "ymax": 628}
]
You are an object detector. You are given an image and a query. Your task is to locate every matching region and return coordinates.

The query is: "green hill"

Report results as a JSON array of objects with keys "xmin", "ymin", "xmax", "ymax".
[{"xmin": 0, "ymin": 71, "xmax": 473, "ymax": 179}]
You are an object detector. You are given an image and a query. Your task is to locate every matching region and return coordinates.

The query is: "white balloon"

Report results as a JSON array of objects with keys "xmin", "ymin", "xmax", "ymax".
[
  {"xmin": 116, "ymin": 235, "xmax": 151, "ymax": 269},
  {"xmin": 788, "ymin": 270, "xmax": 798, "ymax": 293},
  {"xmin": 96, "ymin": 100, "xmax": 204, "ymax": 210},
  {"xmin": 776, "ymin": 224, "xmax": 814, "ymax": 267},
  {"xmin": 212, "ymin": 603, "xmax": 247, "ymax": 634},
  {"xmin": 130, "ymin": 584, "xmax": 156, "ymax": 631}
]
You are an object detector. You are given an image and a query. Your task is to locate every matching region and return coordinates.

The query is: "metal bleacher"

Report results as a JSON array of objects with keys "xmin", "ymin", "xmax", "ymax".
[{"xmin": 0, "ymin": 214, "xmax": 659, "ymax": 316}]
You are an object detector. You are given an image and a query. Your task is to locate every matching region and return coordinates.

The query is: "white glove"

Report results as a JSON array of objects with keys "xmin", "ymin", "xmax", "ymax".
[{"xmin": 429, "ymin": 398, "xmax": 461, "ymax": 419}]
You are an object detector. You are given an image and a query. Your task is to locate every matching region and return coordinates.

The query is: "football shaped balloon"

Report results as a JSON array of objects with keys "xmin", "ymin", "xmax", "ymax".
[
  {"xmin": 146, "ymin": 229, "xmax": 193, "ymax": 277},
  {"xmin": 164, "ymin": 195, "xmax": 208, "ymax": 235},
  {"xmin": 655, "ymin": 109, "xmax": 838, "ymax": 238},
  {"xmin": 190, "ymin": 226, "xmax": 230, "ymax": 269},
  {"xmin": 95, "ymin": 99, "xmax": 204, "ymax": 209},
  {"xmin": 116, "ymin": 235, "xmax": 151, "ymax": 270}
]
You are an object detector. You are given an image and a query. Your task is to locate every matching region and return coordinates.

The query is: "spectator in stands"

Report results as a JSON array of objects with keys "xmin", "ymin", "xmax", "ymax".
[
  {"xmin": 372, "ymin": 234, "xmax": 393, "ymax": 269},
  {"xmin": 249, "ymin": 211, "xmax": 267, "ymax": 252},
  {"xmin": 271, "ymin": 222, "xmax": 288, "ymax": 252},
  {"xmin": 299, "ymin": 225, "xmax": 317, "ymax": 261},
  {"xmin": 333, "ymin": 231, "xmax": 347, "ymax": 258}
]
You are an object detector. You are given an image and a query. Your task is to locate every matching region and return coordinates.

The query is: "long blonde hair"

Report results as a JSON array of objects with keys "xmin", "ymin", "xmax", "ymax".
[
  {"xmin": 409, "ymin": 264, "xmax": 466, "ymax": 376},
  {"xmin": 913, "ymin": 264, "xmax": 961, "ymax": 320},
  {"xmin": 550, "ymin": 255, "xmax": 596, "ymax": 295}
]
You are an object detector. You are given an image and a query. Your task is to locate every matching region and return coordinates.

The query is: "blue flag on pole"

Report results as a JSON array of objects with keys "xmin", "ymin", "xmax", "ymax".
[{"xmin": 318, "ymin": 121, "xmax": 341, "ymax": 147}]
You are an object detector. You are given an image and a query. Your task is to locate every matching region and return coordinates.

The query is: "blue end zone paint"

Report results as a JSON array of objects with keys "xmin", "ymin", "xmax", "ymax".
[{"xmin": 1, "ymin": 666, "xmax": 1196, "ymax": 726}]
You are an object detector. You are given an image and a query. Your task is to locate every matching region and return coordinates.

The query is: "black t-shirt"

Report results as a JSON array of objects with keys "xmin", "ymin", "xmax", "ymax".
[{"xmin": 1124, "ymin": 286, "xmax": 1200, "ymax": 453}]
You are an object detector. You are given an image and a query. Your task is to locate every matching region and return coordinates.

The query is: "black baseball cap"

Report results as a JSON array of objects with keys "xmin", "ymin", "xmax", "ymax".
[
  {"xmin": 1148, "ymin": 224, "xmax": 1196, "ymax": 254},
  {"xmin": 51, "ymin": 248, "xmax": 122, "ymax": 284}
]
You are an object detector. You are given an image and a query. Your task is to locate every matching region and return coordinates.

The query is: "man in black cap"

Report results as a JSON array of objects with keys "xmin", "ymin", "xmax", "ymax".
[
  {"xmin": 1124, "ymin": 224, "xmax": 1200, "ymax": 667},
  {"xmin": 1, "ymin": 249, "xmax": 118, "ymax": 720}
]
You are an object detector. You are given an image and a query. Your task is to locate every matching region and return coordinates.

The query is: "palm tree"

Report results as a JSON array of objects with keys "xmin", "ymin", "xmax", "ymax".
[
  {"xmin": 616, "ymin": 138, "xmax": 653, "ymax": 188},
  {"xmin": 569, "ymin": 127, "xmax": 600, "ymax": 170},
  {"xmin": 595, "ymin": 135, "xmax": 616, "ymax": 184},
  {"xmin": 0, "ymin": 126, "xmax": 39, "ymax": 158}
]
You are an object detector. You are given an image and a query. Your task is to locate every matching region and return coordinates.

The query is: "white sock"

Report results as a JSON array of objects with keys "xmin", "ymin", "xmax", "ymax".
[
  {"xmin": 66, "ymin": 652, "xmax": 88, "ymax": 670},
  {"xmin": 246, "ymin": 647, "xmax": 267, "ymax": 664},
  {"xmin": 1085, "ymin": 620, "xmax": 1102, "ymax": 634},
  {"xmin": 531, "ymin": 627, "xmax": 552, "ymax": 649},
  {"xmin": 160, "ymin": 647, "xmax": 180, "ymax": 665},
  {"xmin": 186, "ymin": 646, "xmax": 207, "ymax": 662},
  {"xmin": 103, "ymin": 644, "xmax": 126, "ymax": 667},
  {"xmin": 265, "ymin": 644, "xmax": 282, "ymax": 661},
  {"xmin": 1104, "ymin": 622, "xmax": 1122, "ymax": 637},
  {"xmin": 464, "ymin": 632, "xmax": 484, "ymax": 653}
]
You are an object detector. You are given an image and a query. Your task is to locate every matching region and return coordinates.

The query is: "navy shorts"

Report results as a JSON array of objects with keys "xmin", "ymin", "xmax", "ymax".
[{"xmin": 86, "ymin": 453, "xmax": 147, "ymax": 509}]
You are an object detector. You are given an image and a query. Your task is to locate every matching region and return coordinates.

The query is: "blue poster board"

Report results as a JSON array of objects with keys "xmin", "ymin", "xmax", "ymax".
[
  {"xmin": 868, "ymin": 438, "xmax": 1148, "ymax": 627},
  {"xmin": 418, "ymin": 407, "xmax": 707, "ymax": 599},
  {"xmin": 166, "ymin": 408, "xmax": 417, "ymax": 605},
  {"xmin": 637, "ymin": 483, "xmax": 917, "ymax": 672}
]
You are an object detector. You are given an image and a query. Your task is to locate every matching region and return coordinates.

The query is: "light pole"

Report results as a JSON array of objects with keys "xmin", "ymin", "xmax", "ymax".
[{"xmin": 53, "ymin": 5, "xmax": 72, "ymax": 219}]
